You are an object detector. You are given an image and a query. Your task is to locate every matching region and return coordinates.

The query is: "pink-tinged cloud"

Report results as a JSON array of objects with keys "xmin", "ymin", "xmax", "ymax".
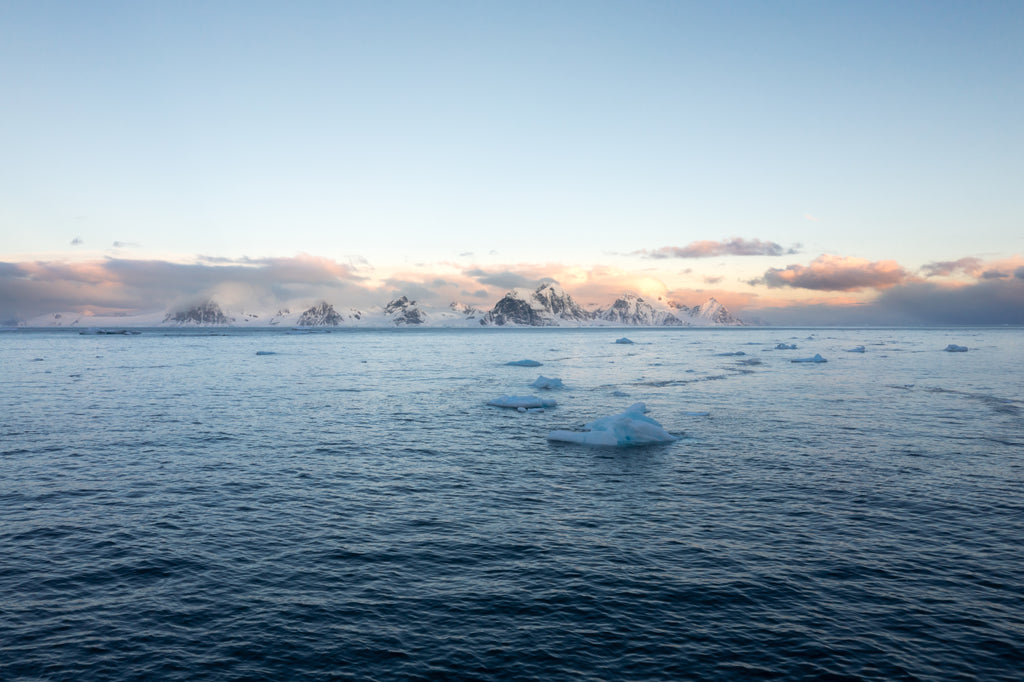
[
  {"xmin": 637, "ymin": 238, "xmax": 798, "ymax": 259},
  {"xmin": 920, "ymin": 257, "xmax": 984, "ymax": 278},
  {"xmin": 757, "ymin": 254, "xmax": 909, "ymax": 291}
]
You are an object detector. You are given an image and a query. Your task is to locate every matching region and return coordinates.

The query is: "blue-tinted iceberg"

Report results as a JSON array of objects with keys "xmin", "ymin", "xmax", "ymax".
[
  {"xmin": 488, "ymin": 395, "xmax": 557, "ymax": 409},
  {"xmin": 506, "ymin": 359, "xmax": 542, "ymax": 367},
  {"xmin": 547, "ymin": 402, "xmax": 677, "ymax": 447},
  {"xmin": 791, "ymin": 353, "xmax": 827, "ymax": 363},
  {"xmin": 944, "ymin": 344, "xmax": 968, "ymax": 352},
  {"xmin": 614, "ymin": 337, "xmax": 635, "ymax": 344},
  {"xmin": 530, "ymin": 375, "xmax": 565, "ymax": 389},
  {"xmin": 775, "ymin": 343, "xmax": 797, "ymax": 350}
]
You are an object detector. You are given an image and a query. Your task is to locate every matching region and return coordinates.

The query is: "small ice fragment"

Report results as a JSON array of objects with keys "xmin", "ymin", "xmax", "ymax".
[
  {"xmin": 684, "ymin": 411, "xmax": 710, "ymax": 417},
  {"xmin": 488, "ymin": 395, "xmax": 557, "ymax": 409},
  {"xmin": 530, "ymin": 375, "xmax": 565, "ymax": 389},
  {"xmin": 506, "ymin": 359, "xmax": 542, "ymax": 367},
  {"xmin": 715, "ymin": 351, "xmax": 746, "ymax": 356},
  {"xmin": 527, "ymin": 407, "xmax": 546, "ymax": 413},
  {"xmin": 255, "ymin": 351, "xmax": 277, "ymax": 356},
  {"xmin": 944, "ymin": 344, "xmax": 968, "ymax": 352},
  {"xmin": 791, "ymin": 353, "xmax": 827, "ymax": 363},
  {"xmin": 547, "ymin": 402, "xmax": 676, "ymax": 447},
  {"xmin": 614, "ymin": 337, "xmax": 634, "ymax": 344},
  {"xmin": 517, "ymin": 406, "xmax": 526, "ymax": 412},
  {"xmin": 775, "ymin": 343, "xmax": 797, "ymax": 350},
  {"xmin": 611, "ymin": 390, "xmax": 629, "ymax": 397},
  {"xmin": 845, "ymin": 346, "xmax": 866, "ymax": 353}
]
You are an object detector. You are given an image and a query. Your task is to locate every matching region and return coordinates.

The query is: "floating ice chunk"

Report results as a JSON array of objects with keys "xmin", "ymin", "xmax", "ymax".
[
  {"xmin": 547, "ymin": 402, "xmax": 676, "ymax": 447},
  {"xmin": 715, "ymin": 351, "xmax": 746, "ymax": 356},
  {"xmin": 611, "ymin": 390, "xmax": 630, "ymax": 397},
  {"xmin": 845, "ymin": 346, "xmax": 866, "ymax": 353},
  {"xmin": 775, "ymin": 343, "xmax": 797, "ymax": 350},
  {"xmin": 791, "ymin": 353, "xmax": 827, "ymax": 363},
  {"xmin": 488, "ymin": 395, "xmax": 557, "ymax": 409},
  {"xmin": 255, "ymin": 351, "xmax": 278, "ymax": 356},
  {"xmin": 614, "ymin": 337, "xmax": 635, "ymax": 344},
  {"xmin": 506, "ymin": 359, "xmax": 542, "ymax": 367},
  {"xmin": 530, "ymin": 375, "xmax": 565, "ymax": 389},
  {"xmin": 944, "ymin": 344, "xmax": 968, "ymax": 352},
  {"xmin": 683, "ymin": 411, "xmax": 710, "ymax": 417}
]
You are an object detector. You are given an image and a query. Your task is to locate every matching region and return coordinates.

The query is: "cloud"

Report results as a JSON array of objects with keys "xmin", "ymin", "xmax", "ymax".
[
  {"xmin": 756, "ymin": 254, "xmax": 909, "ymax": 291},
  {"xmin": 112, "ymin": 241, "xmax": 141, "ymax": 249},
  {"xmin": 638, "ymin": 238, "xmax": 798, "ymax": 259},
  {"xmin": 981, "ymin": 269, "xmax": 1009, "ymax": 280},
  {"xmin": 703, "ymin": 276, "xmax": 723, "ymax": 285},
  {"xmin": 70, "ymin": 237, "xmax": 84, "ymax": 246},
  {"xmin": 920, "ymin": 257, "xmax": 983, "ymax": 278},
  {"xmin": 463, "ymin": 268, "xmax": 539, "ymax": 290},
  {"xmin": 0, "ymin": 255, "xmax": 369, "ymax": 322}
]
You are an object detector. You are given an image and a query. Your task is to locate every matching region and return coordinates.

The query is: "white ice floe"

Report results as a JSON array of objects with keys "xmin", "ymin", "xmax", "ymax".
[
  {"xmin": 614, "ymin": 337, "xmax": 635, "ymax": 344},
  {"xmin": 775, "ymin": 343, "xmax": 797, "ymax": 350},
  {"xmin": 506, "ymin": 359, "xmax": 543, "ymax": 367},
  {"xmin": 530, "ymin": 375, "xmax": 565, "ymax": 389},
  {"xmin": 547, "ymin": 402, "xmax": 677, "ymax": 447},
  {"xmin": 944, "ymin": 344, "xmax": 968, "ymax": 352},
  {"xmin": 845, "ymin": 346, "xmax": 866, "ymax": 353},
  {"xmin": 791, "ymin": 353, "xmax": 828, "ymax": 363},
  {"xmin": 715, "ymin": 351, "xmax": 746, "ymax": 356},
  {"xmin": 488, "ymin": 395, "xmax": 557, "ymax": 409}
]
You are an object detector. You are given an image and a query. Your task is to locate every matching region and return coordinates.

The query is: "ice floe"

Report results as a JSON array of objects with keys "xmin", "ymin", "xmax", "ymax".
[
  {"xmin": 845, "ymin": 346, "xmax": 866, "ymax": 353},
  {"xmin": 715, "ymin": 351, "xmax": 746, "ymax": 356},
  {"xmin": 488, "ymin": 395, "xmax": 557, "ymax": 409},
  {"xmin": 775, "ymin": 343, "xmax": 797, "ymax": 350},
  {"xmin": 530, "ymin": 375, "xmax": 565, "ymax": 389},
  {"xmin": 944, "ymin": 344, "xmax": 968, "ymax": 352},
  {"xmin": 791, "ymin": 353, "xmax": 828, "ymax": 363},
  {"xmin": 506, "ymin": 359, "xmax": 543, "ymax": 367},
  {"xmin": 547, "ymin": 402, "xmax": 677, "ymax": 447},
  {"xmin": 255, "ymin": 351, "xmax": 278, "ymax": 356},
  {"xmin": 614, "ymin": 337, "xmax": 635, "ymax": 344}
]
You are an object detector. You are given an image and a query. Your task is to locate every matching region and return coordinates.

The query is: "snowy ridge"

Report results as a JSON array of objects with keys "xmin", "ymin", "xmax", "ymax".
[{"xmin": 22, "ymin": 286, "xmax": 746, "ymax": 327}]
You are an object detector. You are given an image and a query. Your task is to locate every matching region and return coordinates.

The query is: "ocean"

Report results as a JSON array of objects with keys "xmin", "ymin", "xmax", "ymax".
[{"xmin": 1, "ymin": 327, "xmax": 1022, "ymax": 680}]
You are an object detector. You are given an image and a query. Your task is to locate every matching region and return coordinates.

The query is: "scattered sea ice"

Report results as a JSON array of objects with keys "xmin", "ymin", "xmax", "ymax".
[
  {"xmin": 845, "ymin": 346, "xmax": 866, "ymax": 353},
  {"xmin": 488, "ymin": 395, "xmax": 557, "ymax": 409},
  {"xmin": 944, "ymin": 344, "xmax": 968, "ymax": 352},
  {"xmin": 547, "ymin": 402, "xmax": 676, "ymax": 447},
  {"xmin": 530, "ymin": 375, "xmax": 565, "ymax": 389},
  {"xmin": 614, "ymin": 337, "xmax": 635, "ymax": 344},
  {"xmin": 775, "ymin": 343, "xmax": 797, "ymax": 350},
  {"xmin": 506, "ymin": 359, "xmax": 542, "ymax": 367},
  {"xmin": 791, "ymin": 353, "xmax": 827, "ymax": 363},
  {"xmin": 715, "ymin": 351, "xmax": 746, "ymax": 357},
  {"xmin": 255, "ymin": 351, "xmax": 278, "ymax": 356}
]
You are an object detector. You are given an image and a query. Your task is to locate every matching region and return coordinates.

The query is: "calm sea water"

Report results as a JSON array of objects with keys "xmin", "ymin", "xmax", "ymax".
[{"xmin": 2, "ymin": 327, "xmax": 1022, "ymax": 681}]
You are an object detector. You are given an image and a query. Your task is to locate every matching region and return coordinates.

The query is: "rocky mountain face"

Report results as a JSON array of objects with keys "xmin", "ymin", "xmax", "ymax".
[
  {"xmin": 449, "ymin": 302, "xmax": 482, "ymax": 320},
  {"xmin": 384, "ymin": 296, "xmax": 427, "ymax": 325},
  {"xmin": 688, "ymin": 297, "xmax": 743, "ymax": 325},
  {"xmin": 165, "ymin": 301, "xmax": 229, "ymax": 325},
  {"xmin": 597, "ymin": 293, "xmax": 683, "ymax": 326},
  {"xmin": 483, "ymin": 283, "xmax": 592, "ymax": 326},
  {"xmin": 296, "ymin": 302, "xmax": 344, "ymax": 326}
]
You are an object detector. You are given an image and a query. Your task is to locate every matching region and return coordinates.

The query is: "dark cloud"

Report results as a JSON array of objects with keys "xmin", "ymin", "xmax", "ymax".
[
  {"xmin": 749, "ymin": 277, "xmax": 1024, "ymax": 325},
  {"xmin": 921, "ymin": 257, "xmax": 982, "ymax": 278},
  {"xmin": 638, "ymin": 238, "xmax": 798, "ymax": 259},
  {"xmin": 981, "ymin": 269, "xmax": 1008, "ymax": 280},
  {"xmin": 463, "ymin": 268, "xmax": 537, "ymax": 290},
  {"xmin": 756, "ymin": 255, "xmax": 908, "ymax": 291},
  {"xmin": 704, "ymin": 276, "xmax": 723, "ymax": 285},
  {"xmin": 70, "ymin": 237, "xmax": 84, "ymax": 246}
]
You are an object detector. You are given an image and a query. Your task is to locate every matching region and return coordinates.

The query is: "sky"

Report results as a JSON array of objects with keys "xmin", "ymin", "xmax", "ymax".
[{"xmin": 2, "ymin": 0, "xmax": 1023, "ymax": 324}]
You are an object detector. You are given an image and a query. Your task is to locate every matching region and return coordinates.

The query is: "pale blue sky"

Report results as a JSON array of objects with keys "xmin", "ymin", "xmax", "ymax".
[{"xmin": 1, "ymin": 1, "xmax": 1023, "ymax": 323}]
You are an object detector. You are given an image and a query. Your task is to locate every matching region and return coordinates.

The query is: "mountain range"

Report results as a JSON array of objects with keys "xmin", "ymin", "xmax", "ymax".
[{"xmin": 20, "ymin": 283, "xmax": 746, "ymax": 328}]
